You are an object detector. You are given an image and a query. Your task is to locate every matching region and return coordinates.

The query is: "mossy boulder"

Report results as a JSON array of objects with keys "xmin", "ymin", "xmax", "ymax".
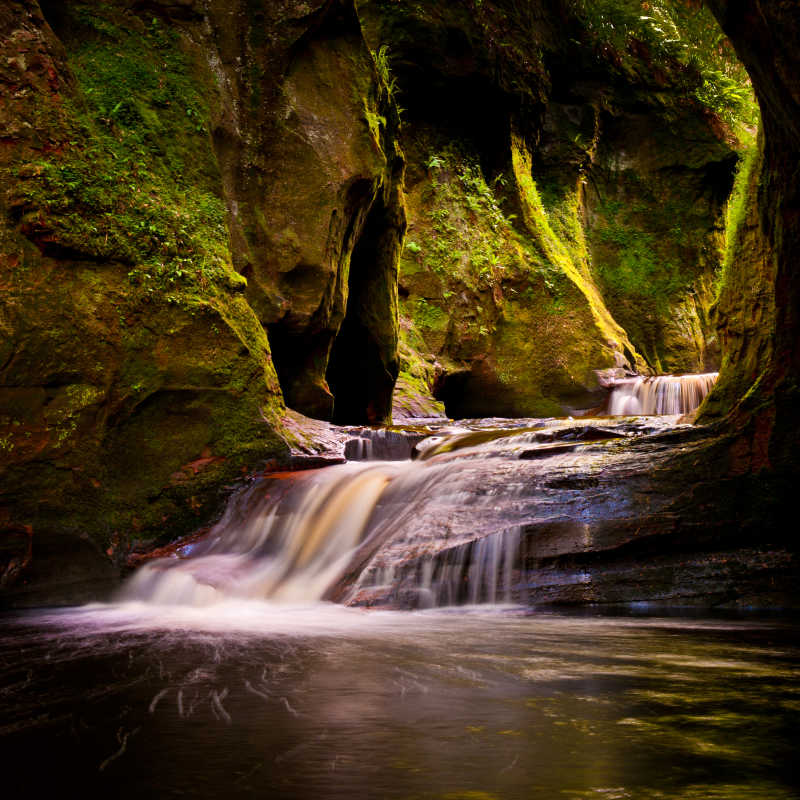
[{"xmin": 0, "ymin": 0, "xmax": 404, "ymax": 597}]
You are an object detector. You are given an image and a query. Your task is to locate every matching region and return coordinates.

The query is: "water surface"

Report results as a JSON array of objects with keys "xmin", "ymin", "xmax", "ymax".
[{"xmin": 1, "ymin": 604, "xmax": 797, "ymax": 799}]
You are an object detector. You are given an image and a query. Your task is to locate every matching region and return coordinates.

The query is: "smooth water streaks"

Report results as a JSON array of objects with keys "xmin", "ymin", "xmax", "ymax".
[
  {"xmin": 119, "ymin": 462, "xmax": 409, "ymax": 606},
  {"xmin": 607, "ymin": 372, "xmax": 718, "ymax": 416}
]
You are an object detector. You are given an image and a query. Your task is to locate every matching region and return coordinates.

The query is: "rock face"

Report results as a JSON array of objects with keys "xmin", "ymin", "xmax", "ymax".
[
  {"xmin": 332, "ymin": 421, "xmax": 797, "ymax": 609},
  {"xmin": 0, "ymin": 0, "xmax": 404, "ymax": 596},
  {"xmin": 700, "ymin": 0, "xmax": 800, "ymax": 478},
  {"xmin": 359, "ymin": 0, "xmax": 735, "ymax": 418}
]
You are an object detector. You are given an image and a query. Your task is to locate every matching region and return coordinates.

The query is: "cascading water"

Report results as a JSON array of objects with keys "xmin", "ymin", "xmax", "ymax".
[
  {"xmin": 120, "ymin": 462, "xmax": 407, "ymax": 605},
  {"xmin": 607, "ymin": 372, "xmax": 718, "ymax": 416},
  {"xmin": 120, "ymin": 416, "xmax": 676, "ymax": 609}
]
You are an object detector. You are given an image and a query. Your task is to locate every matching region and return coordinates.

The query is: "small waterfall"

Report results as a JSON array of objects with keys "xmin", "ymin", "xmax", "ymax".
[
  {"xmin": 350, "ymin": 527, "xmax": 522, "ymax": 609},
  {"xmin": 343, "ymin": 427, "xmax": 430, "ymax": 461},
  {"xmin": 120, "ymin": 463, "xmax": 407, "ymax": 606},
  {"xmin": 607, "ymin": 372, "xmax": 718, "ymax": 416},
  {"xmin": 119, "ymin": 427, "xmax": 541, "ymax": 609},
  {"xmin": 118, "ymin": 416, "xmax": 677, "ymax": 610}
]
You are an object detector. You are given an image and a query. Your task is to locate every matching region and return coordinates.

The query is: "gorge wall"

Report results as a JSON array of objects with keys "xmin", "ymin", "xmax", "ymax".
[
  {"xmin": 0, "ymin": 0, "xmax": 405, "ymax": 589},
  {"xmin": 358, "ymin": 0, "xmax": 736, "ymax": 418},
  {"xmin": 1, "ymin": 0, "xmax": 792, "ymax": 603}
]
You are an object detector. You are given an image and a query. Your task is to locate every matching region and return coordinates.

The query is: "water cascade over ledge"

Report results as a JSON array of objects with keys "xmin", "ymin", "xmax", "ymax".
[
  {"xmin": 119, "ymin": 416, "xmax": 702, "ymax": 609},
  {"xmin": 607, "ymin": 372, "xmax": 718, "ymax": 416}
]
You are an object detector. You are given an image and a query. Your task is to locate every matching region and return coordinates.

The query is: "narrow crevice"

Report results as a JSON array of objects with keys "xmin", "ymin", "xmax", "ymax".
[
  {"xmin": 326, "ymin": 192, "xmax": 399, "ymax": 425},
  {"xmin": 266, "ymin": 180, "xmax": 375, "ymax": 421}
]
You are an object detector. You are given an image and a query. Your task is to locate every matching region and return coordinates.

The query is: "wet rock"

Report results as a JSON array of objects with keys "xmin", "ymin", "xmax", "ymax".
[
  {"xmin": 345, "ymin": 427, "xmax": 432, "ymax": 460},
  {"xmin": 335, "ymin": 419, "xmax": 799, "ymax": 609},
  {"xmin": 1, "ymin": 530, "xmax": 117, "ymax": 609},
  {"xmin": 518, "ymin": 443, "xmax": 580, "ymax": 459}
]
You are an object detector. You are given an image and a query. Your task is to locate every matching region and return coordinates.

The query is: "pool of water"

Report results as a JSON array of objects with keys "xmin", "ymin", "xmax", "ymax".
[{"xmin": 1, "ymin": 604, "xmax": 797, "ymax": 799}]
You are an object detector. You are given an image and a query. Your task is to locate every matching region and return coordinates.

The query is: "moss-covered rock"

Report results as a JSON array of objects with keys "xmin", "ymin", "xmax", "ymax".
[
  {"xmin": 360, "ymin": 0, "xmax": 736, "ymax": 417},
  {"xmin": 699, "ymin": 0, "xmax": 800, "ymax": 478},
  {"xmin": 0, "ymin": 0, "xmax": 404, "ymax": 596}
]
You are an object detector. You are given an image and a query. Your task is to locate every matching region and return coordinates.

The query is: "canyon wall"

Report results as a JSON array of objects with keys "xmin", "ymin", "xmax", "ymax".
[
  {"xmin": 0, "ymin": 0, "xmax": 404, "ymax": 591},
  {"xmin": 1, "ymin": 0, "xmax": 778, "ymax": 601}
]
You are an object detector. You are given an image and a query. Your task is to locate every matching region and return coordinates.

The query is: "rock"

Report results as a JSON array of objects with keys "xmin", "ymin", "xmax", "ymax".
[{"xmin": 0, "ymin": 0, "xmax": 403, "ymax": 602}]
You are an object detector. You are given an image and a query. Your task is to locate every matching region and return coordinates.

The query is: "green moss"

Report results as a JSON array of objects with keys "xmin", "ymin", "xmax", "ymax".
[
  {"xmin": 593, "ymin": 202, "xmax": 684, "ymax": 309},
  {"xmin": 511, "ymin": 134, "xmax": 637, "ymax": 365},
  {"xmin": 9, "ymin": 7, "xmax": 235, "ymax": 295},
  {"xmin": 413, "ymin": 297, "xmax": 449, "ymax": 331},
  {"xmin": 392, "ymin": 126, "xmax": 628, "ymax": 416},
  {"xmin": 716, "ymin": 141, "xmax": 759, "ymax": 298}
]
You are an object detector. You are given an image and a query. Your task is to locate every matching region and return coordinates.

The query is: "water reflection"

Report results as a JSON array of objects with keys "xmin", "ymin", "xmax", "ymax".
[{"xmin": 1, "ymin": 605, "xmax": 797, "ymax": 799}]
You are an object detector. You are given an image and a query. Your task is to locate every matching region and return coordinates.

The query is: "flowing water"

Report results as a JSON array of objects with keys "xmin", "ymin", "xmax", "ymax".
[
  {"xmin": 2, "ymin": 413, "xmax": 797, "ymax": 799},
  {"xmin": 1, "ymin": 605, "xmax": 797, "ymax": 799},
  {"xmin": 118, "ymin": 416, "xmax": 670, "ymax": 609},
  {"xmin": 607, "ymin": 373, "xmax": 718, "ymax": 416}
]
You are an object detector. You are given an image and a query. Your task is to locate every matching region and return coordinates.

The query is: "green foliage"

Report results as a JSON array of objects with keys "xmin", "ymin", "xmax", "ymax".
[
  {"xmin": 413, "ymin": 297, "xmax": 448, "ymax": 330},
  {"xmin": 373, "ymin": 45, "xmax": 398, "ymax": 97},
  {"xmin": 569, "ymin": 0, "xmax": 758, "ymax": 130},
  {"xmin": 592, "ymin": 199, "xmax": 685, "ymax": 310},
  {"xmin": 407, "ymin": 143, "xmax": 530, "ymax": 291},
  {"xmin": 12, "ymin": 6, "xmax": 237, "ymax": 294},
  {"xmin": 426, "ymin": 154, "xmax": 445, "ymax": 171}
]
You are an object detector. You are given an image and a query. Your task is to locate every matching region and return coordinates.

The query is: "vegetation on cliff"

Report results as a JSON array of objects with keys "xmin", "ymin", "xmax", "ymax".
[{"xmin": 0, "ymin": 0, "xmax": 777, "ymax": 599}]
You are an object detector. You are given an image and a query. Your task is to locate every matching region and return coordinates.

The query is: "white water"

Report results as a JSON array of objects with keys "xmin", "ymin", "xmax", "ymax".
[
  {"xmin": 607, "ymin": 372, "xmax": 718, "ymax": 415},
  {"xmin": 119, "ymin": 417, "xmax": 673, "ymax": 609},
  {"xmin": 120, "ymin": 456, "xmax": 523, "ymax": 609},
  {"xmin": 120, "ymin": 462, "xmax": 409, "ymax": 606}
]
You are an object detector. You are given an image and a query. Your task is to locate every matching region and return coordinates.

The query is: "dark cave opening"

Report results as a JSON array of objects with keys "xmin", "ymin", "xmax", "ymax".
[
  {"xmin": 433, "ymin": 370, "xmax": 474, "ymax": 420},
  {"xmin": 434, "ymin": 367, "xmax": 519, "ymax": 420},
  {"xmin": 326, "ymin": 196, "xmax": 397, "ymax": 426},
  {"xmin": 38, "ymin": 0, "xmax": 69, "ymax": 38},
  {"xmin": 266, "ymin": 320, "xmax": 336, "ymax": 421}
]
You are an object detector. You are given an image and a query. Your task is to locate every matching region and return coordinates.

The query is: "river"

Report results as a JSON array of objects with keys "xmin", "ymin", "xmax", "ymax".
[{"xmin": 1, "ymin": 604, "xmax": 797, "ymax": 798}]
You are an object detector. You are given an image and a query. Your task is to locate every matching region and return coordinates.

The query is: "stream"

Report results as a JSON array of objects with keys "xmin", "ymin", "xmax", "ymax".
[
  {"xmin": 1, "ymin": 605, "xmax": 797, "ymax": 799},
  {"xmin": 2, "ymin": 390, "xmax": 797, "ymax": 798}
]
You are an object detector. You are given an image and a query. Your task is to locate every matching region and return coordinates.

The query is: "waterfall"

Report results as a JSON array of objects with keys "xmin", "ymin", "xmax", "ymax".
[
  {"xmin": 607, "ymin": 373, "xmax": 718, "ymax": 416},
  {"xmin": 119, "ymin": 424, "xmax": 547, "ymax": 608},
  {"xmin": 119, "ymin": 416, "xmax": 674, "ymax": 610},
  {"xmin": 351, "ymin": 527, "xmax": 522, "ymax": 608},
  {"xmin": 120, "ymin": 463, "xmax": 408, "ymax": 606}
]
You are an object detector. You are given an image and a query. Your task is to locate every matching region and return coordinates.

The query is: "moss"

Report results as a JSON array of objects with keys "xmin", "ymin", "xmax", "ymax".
[
  {"xmin": 592, "ymin": 196, "xmax": 685, "ymax": 309},
  {"xmin": 715, "ymin": 139, "xmax": 758, "ymax": 298},
  {"xmin": 7, "ymin": 7, "xmax": 235, "ymax": 294},
  {"xmin": 700, "ymin": 134, "xmax": 773, "ymax": 423},
  {"xmin": 0, "ymin": 2, "xmax": 297, "ymax": 554},
  {"xmin": 511, "ymin": 133, "xmax": 639, "ymax": 369}
]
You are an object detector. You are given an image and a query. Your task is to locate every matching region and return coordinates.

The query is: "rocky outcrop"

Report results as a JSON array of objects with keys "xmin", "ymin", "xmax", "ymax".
[
  {"xmin": 0, "ymin": 0, "xmax": 404, "ymax": 598},
  {"xmin": 700, "ymin": 0, "xmax": 800, "ymax": 478},
  {"xmin": 205, "ymin": 0, "xmax": 406, "ymax": 423},
  {"xmin": 359, "ymin": 0, "xmax": 736, "ymax": 417},
  {"xmin": 335, "ymin": 421, "xmax": 797, "ymax": 609}
]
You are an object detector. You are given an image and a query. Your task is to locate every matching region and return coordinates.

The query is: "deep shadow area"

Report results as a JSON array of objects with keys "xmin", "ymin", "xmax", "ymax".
[
  {"xmin": 434, "ymin": 368, "xmax": 516, "ymax": 419},
  {"xmin": 265, "ymin": 178, "xmax": 378, "ymax": 422},
  {"xmin": 398, "ymin": 68, "xmax": 512, "ymax": 180},
  {"xmin": 327, "ymin": 195, "xmax": 398, "ymax": 425},
  {"xmin": 38, "ymin": 0, "xmax": 69, "ymax": 37}
]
